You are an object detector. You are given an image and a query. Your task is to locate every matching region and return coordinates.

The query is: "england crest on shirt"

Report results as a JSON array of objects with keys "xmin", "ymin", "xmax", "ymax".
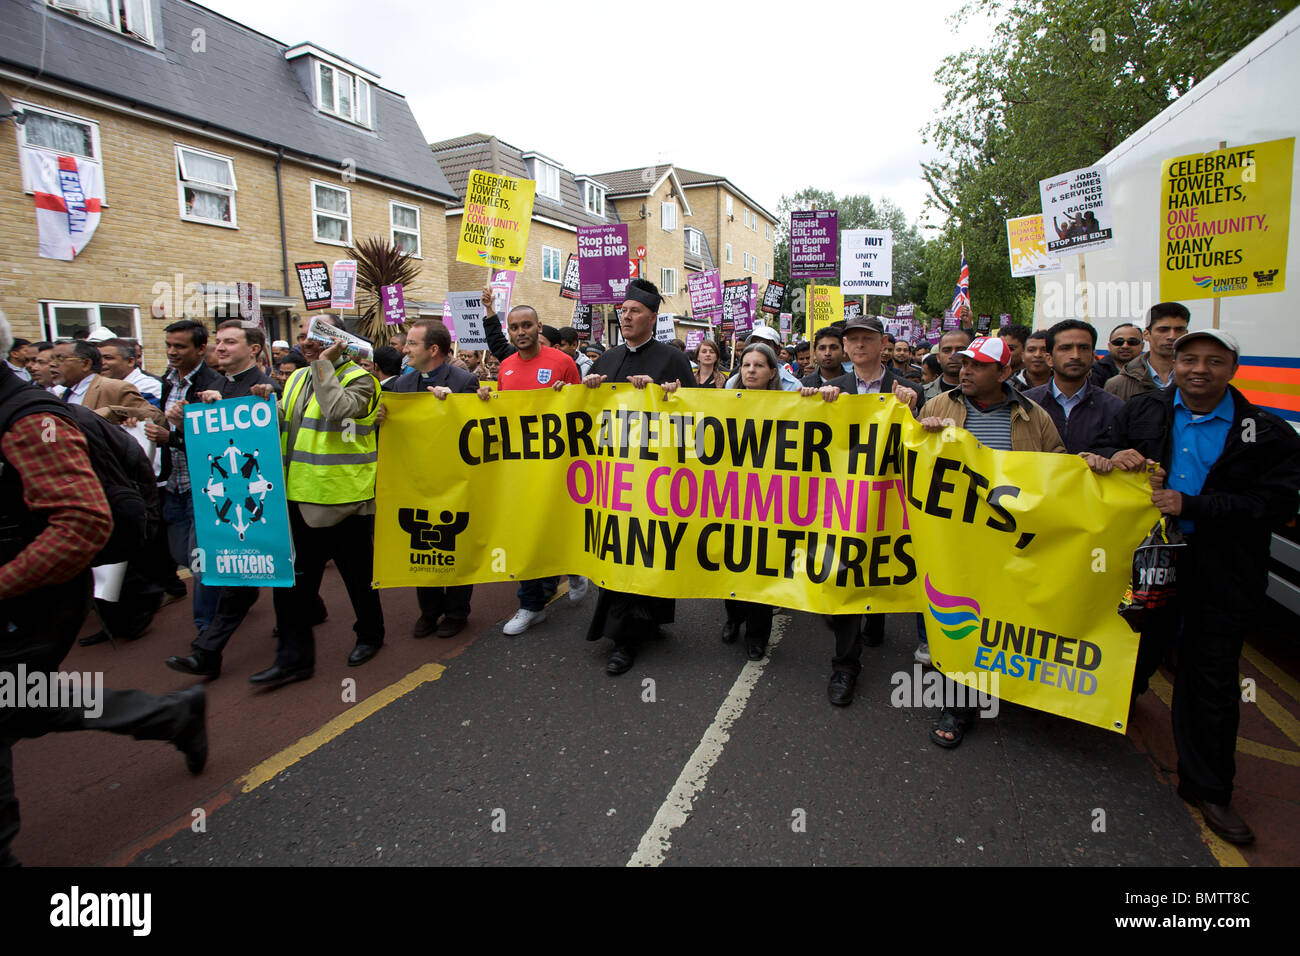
[{"xmin": 537, "ymin": 368, "xmax": 552, "ymax": 385}]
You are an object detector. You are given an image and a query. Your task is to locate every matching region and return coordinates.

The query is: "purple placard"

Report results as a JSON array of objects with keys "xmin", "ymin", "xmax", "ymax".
[
  {"xmin": 381, "ymin": 283, "xmax": 406, "ymax": 326},
  {"xmin": 578, "ymin": 224, "xmax": 631, "ymax": 304},
  {"xmin": 684, "ymin": 330, "xmax": 705, "ymax": 352},
  {"xmin": 443, "ymin": 299, "xmax": 456, "ymax": 341},
  {"xmin": 724, "ymin": 278, "xmax": 752, "ymax": 336},
  {"xmin": 999, "ymin": 313, "xmax": 1012, "ymax": 327},
  {"xmin": 688, "ymin": 269, "xmax": 723, "ymax": 323},
  {"xmin": 789, "ymin": 210, "xmax": 838, "ymax": 278}
]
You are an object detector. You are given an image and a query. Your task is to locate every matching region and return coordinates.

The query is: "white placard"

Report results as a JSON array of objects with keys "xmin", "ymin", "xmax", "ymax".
[
  {"xmin": 839, "ymin": 228, "xmax": 893, "ymax": 295},
  {"xmin": 1039, "ymin": 165, "xmax": 1115, "ymax": 255}
]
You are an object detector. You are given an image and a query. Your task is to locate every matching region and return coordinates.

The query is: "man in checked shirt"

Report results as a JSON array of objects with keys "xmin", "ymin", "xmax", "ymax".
[{"xmin": 0, "ymin": 313, "xmax": 207, "ymax": 867}]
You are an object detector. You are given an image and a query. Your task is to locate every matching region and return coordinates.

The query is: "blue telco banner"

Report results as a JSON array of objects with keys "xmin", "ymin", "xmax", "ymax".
[{"xmin": 183, "ymin": 396, "xmax": 294, "ymax": 587}]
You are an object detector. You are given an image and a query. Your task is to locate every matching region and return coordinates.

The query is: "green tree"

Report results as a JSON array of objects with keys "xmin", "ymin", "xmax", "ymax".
[{"xmin": 921, "ymin": 0, "xmax": 1295, "ymax": 319}]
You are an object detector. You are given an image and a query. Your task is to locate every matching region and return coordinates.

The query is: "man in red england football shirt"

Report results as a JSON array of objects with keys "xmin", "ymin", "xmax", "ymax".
[{"xmin": 484, "ymin": 302, "xmax": 582, "ymax": 636}]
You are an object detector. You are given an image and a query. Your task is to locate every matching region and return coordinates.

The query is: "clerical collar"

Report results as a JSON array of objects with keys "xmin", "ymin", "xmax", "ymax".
[
  {"xmin": 226, "ymin": 364, "xmax": 258, "ymax": 382},
  {"xmin": 624, "ymin": 337, "xmax": 652, "ymax": 353}
]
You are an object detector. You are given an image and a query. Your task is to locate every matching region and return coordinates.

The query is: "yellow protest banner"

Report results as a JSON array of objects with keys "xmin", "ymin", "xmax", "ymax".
[
  {"xmin": 455, "ymin": 169, "xmax": 536, "ymax": 270},
  {"xmin": 808, "ymin": 284, "xmax": 844, "ymax": 342},
  {"xmin": 1159, "ymin": 137, "xmax": 1293, "ymax": 300},
  {"xmin": 374, "ymin": 388, "xmax": 1155, "ymax": 733}
]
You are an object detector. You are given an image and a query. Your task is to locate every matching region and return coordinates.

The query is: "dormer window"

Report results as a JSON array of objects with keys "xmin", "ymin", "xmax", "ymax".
[
  {"xmin": 317, "ymin": 62, "xmax": 371, "ymax": 127},
  {"xmin": 49, "ymin": 0, "xmax": 153, "ymax": 44},
  {"xmin": 584, "ymin": 182, "xmax": 605, "ymax": 217},
  {"xmin": 687, "ymin": 228, "xmax": 701, "ymax": 256},
  {"xmin": 525, "ymin": 156, "xmax": 562, "ymax": 202}
]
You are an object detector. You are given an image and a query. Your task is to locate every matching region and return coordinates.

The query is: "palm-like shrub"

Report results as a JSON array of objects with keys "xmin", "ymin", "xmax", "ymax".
[{"xmin": 347, "ymin": 236, "xmax": 421, "ymax": 345}]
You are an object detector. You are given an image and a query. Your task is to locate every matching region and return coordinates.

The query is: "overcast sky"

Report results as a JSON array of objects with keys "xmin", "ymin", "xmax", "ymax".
[{"xmin": 200, "ymin": 0, "xmax": 990, "ymax": 231}]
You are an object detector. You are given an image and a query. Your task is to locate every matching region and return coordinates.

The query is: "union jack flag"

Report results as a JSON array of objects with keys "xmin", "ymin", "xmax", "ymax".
[{"xmin": 950, "ymin": 243, "xmax": 969, "ymax": 315}]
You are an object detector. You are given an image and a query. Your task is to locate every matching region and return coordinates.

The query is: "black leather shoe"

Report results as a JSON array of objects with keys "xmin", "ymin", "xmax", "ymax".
[
  {"xmin": 721, "ymin": 621, "xmax": 740, "ymax": 644},
  {"xmin": 1195, "ymin": 799, "xmax": 1255, "ymax": 845},
  {"xmin": 172, "ymin": 686, "xmax": 208, "ymax": 774},
  {"xmin": 165, "ymin": 651, "xmax": 221, "ymax": 679},
  {"xmin": 249, "ymin": 664, "xmax": 313, "ymax": 688},
  {"xmin": 412, "ymin": 615, "xmax": 438, "ymax": 638},
  {"xmin": 827, "ymin": 671, "xmax": 856, "ymax": 707},
  {"xmin": 435, "ymin": 618, "xmax": 467, "ymax": 639},
  {"xmin": 347, "ymin": 643, "xmax": 382, "ymax": 666},
  {"xmin": 78, "ymin": 630, "xmax": 111, "ymax": 647},
  {"xmin": 746, "ymin": 643, "xmax": 765, "ymax": 661},
  {"xmin": 606, "ymin": 645, "xmax": 636, "ymax": 675}
]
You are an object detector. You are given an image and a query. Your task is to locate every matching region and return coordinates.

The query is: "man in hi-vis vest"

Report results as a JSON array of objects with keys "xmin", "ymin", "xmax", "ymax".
[{"xmin": 250, "ymin": 321, "xmax": 384, "ymax": 689}]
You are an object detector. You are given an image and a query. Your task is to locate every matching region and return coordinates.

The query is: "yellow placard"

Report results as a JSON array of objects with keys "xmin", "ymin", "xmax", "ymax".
[
  {"xmin": 455, "ymin": 169, "xmax": 536, "ymax": 270},
  {"xmin": 1159, "ymin": 137, "xmax": 1293, "ymax": 300},
  {"xmin": 1005, "ymin": 214, "xmax": 1063, "ymax": 278},
  {"xmin": 375, "ymin": 387, "xmax": 1156, "ymax": 732},
  {"xmin": 808, "ymin": 284, "xmax": 844, "ymax": 342}
]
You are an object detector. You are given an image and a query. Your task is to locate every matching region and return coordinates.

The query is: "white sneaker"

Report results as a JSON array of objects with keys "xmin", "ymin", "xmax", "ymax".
[
  {"xmin": 503, "ymin": 607, "xmax": 545, "ymax": 636},
  {"xmin": 914, "ymin": 641, "xmax": 931, "ymax": 665},
  {"xmin": 568, "ymin": 576, "xmax": 588, "ymax": 603}
]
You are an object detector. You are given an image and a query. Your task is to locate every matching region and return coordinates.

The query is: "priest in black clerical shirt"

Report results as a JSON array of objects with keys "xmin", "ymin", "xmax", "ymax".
[{"xmin": 582, "ymin": 278, "xmax": 698, "ymax": 675}]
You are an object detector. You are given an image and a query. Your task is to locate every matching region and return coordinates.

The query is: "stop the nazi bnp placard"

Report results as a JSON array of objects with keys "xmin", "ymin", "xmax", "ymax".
[
  {"xmin": 840, "ymin": 229, "xmax": 893, "ymax": 295},
  {"xmin": 374, "ymin": 387, "xmax": 1155, "ymax": 733},
  {"xmin": 456, "ymin": 169, "xmax": 536, "ymax": 270},
  {"xmin": 1159, "ymin": 137, "xmax": 1293, "ymax": 299}
]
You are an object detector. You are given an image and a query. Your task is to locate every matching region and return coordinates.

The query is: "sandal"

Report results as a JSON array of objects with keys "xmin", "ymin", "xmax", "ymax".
[{"xmin": 929, "ymin": 710, "xmax": 971, "ymax": 749}]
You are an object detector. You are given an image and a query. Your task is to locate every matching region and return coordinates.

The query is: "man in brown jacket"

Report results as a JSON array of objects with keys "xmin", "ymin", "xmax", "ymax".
[
  {"xmin": 1104, "ymin": 302, "xmax": 1189, "ymax": 402},
  {"xmin": 51, "ymin": 340, "xmax": 162, "ymax": 424}
]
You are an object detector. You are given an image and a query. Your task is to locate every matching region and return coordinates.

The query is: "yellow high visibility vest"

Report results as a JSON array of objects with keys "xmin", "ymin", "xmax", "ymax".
[{"xmin": 280, "ymin": 362, "xmax": 379, "ymax": 504}]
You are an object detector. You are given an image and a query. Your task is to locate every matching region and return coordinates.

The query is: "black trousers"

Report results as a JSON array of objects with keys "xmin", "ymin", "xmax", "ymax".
[
  {"xmin": 1, "ymin": 572, "xmax": 195, "ymax": 865},
  {"xmin": 1135, "ymin": 604, "xmax": 1244, "ymax": 805},
  {"xmin": 828, "ymin": 614, "xmax": 883, "ymax": 676},
  {"xmin": 416, "ymin": 585, "xmax": 472, "ymax": 624},
  {"xmin": 271, "ymin": 504, "xmax": 385, "ymax": 670},
  {"xmin": 724, "ymin": 600, "xmax": 773, "ymax": 651},
  {"xmin": 193, "ymin": 586, "xmax": 261, "ymax": 655}
]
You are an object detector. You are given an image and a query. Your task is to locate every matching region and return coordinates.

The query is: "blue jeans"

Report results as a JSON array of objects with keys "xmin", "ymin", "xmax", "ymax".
[
  {"xmin": 161, "ymin": 488, "xmax": 220, "ymax": 633},
  {"xmin": 517, "ymin": 577, "xmax": 558, "ymax": 612}
]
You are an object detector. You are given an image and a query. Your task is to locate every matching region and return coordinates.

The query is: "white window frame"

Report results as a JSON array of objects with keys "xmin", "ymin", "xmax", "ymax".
[
  {"xmin": 311, "ymin": 180, "xmax": 352, "ymax": 246},
  {"xmin": 15, "ymin": 101, "xmax": 104, "ymax": 195},
  {"xmin": 725, "ymin": 243, "xmax": 733, "ymax": 264},
  {"xmin": 661, "ymin": 201, "xmax": 677, "ymax": 232},
  {"xmin": 531, "ymin": 160, "xmax": 561, "ymax": 202},
  {"xmin": 542, "ymin": 245, "xmax": 563, "ymax": 283},
  {"xmin": 766, "ymin": 223, "xmax": 772, "ymax": 240},
  {"xmin": 725, "ymin": 195, "xmax": 734, "ymax": 218},
  {"xmin": 584, "ymin": 182, "xmax": 605, "ymax": 216},
  {"xmin": 687, "ymin": 228, "xmax": 701, "ymax": 256},
  {"xmin": 390, "ymin": 200, "xmax": 421, "ymax": 257},
  {"xmin": 764, "ymin": 261, "xmax": 771, "ymax": 279},
  {"xmin": 41, "ymin": 300, "xmax": 142, "ymax": 342},
  {"xmin": 743, "ymin": 209, "xmax": 750, "ymax": 228},
  {"xmin": 660, "ymin": 268, "xmax": 678, "ymax": 296},
  {"xmin": 314, "ymin": 60, "xmax": 372, "ymax": 128},
  {"xmin": 49, "ymin": 0, "xmax": 153, "ymax": 44},
  {"xmin": 175, "ymin": 144, "xmax": 237, "ymax": 228}
]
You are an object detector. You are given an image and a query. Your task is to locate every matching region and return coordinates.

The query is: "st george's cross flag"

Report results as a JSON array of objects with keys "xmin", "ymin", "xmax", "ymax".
[
  {"xmin": 950, "ymin": 242, "xmax": 970, "ymax": 315},
  {"xmin": 21, "ymin": 149, "xmax": 104, "ymax": 260}
]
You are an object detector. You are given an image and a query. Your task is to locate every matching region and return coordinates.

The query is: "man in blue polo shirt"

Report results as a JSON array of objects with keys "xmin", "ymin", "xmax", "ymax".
[{"xmin": 1087, "ymin": 329, "xmax": 1300, "ymax": 845}]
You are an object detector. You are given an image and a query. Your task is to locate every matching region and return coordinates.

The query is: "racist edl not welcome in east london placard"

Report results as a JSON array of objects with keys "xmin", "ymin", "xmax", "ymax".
[
  {"xmin": 1159, "ymin": 137, "xmax": 1293, "ymax": 300},
  {"xmin": 1039, "ymin": 165, "xmax": 1114, "ymax": 255},
  {"xmin": 790, "ymin": 210, "xmax": 838, "ymax": 278}
]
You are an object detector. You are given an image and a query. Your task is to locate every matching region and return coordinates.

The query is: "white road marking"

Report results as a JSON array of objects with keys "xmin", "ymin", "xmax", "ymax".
[{"xmin": 626, "ymin": 616, "xmax": 787, "ymax": 867}]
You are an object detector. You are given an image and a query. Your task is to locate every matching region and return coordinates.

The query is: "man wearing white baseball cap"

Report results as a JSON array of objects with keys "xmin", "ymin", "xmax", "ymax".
[
  {"xmin": 1086, "ymin": 327, "xmax": 1300, "ymax": 844},
  {"xmin": 917, "ymin": 334, "xmax": 1064, "ymax": 748}
]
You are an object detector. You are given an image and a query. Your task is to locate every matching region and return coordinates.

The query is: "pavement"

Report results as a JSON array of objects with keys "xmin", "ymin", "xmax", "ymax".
[{"xmin": 9, "ymin": 571, "xmax": 1300, "ymax": 867}]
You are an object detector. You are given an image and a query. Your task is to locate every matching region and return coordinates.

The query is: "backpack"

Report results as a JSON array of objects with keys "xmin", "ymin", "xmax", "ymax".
[{"xmin": 0, "ymin": 371, "xmax": 158, "ymax": 568}]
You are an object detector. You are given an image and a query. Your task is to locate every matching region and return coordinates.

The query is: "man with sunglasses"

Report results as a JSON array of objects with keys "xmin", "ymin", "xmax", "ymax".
[
  {"xmin": 1092, "ymin": 323, "xmax": 1144, "ymax": 386},
  {"xmin": 1106, "ymin": 303, "xmax": 1189, "ymax": 401}
]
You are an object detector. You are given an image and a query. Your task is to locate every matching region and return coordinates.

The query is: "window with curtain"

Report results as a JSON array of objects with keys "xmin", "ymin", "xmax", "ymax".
[
  {"xmin": 391, "ymin": 202, "xmax": 421, "ymax": 256},
  {"xmin": 21, "ymin": 108, "xmax": 96, "ymax": 158},
  {"xmin": 177, "ymin": 145, "xmax": 237, "ymax": 226},
  {"xmin": 313, "ymin": 181, "xmax": 351, "ymax": 244}
]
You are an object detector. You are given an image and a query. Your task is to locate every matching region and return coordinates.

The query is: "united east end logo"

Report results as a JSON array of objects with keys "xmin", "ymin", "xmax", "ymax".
[
  {"xmin": 923, "ymin": 574, "xmax": 1103, "ymax": 698},
  {"xmin": 1253, "ymin": 268, "xmax": 1279, "ymax": 288},
  {"xmin": 398, "ymin": 507, "xmax": 469, "ymax": 573},
  {"xmin": 1194, "ymin": 274, "xmax": 1249, "ymax": 293}
]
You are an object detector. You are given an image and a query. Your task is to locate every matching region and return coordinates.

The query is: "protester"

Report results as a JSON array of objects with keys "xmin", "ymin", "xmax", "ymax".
[
  {"xmin": 1023, "ymin": 319, "xmax": 1125, "ymax": 454},
  {"xmin": 30, "ymin": 342, "xmax": 57, "ymax": 392},
  {"xmin": 5, "ymin": 339, "xmax": 34, "ymax": 382},
  {"xmin": 693, "ymin": 336, "xmax": 728, "ymax": 387},
  {"xmin": 1085, "ymin": 329, "xmax": 1300, "ymax": 844},
  {"xmin": 372, "ymin": 345, "xmax": 404, "ymax": 389},
  {"xmin": 252, "ymin": 321, "xmax": 384, "ymax": 688},
  {"xmin": 1092, "ymin": 322, "xmax": 1144, "ymax": 385},
  {"xmin": 801, "ymin": 326, "xmax": 846, "ymax": 388},
  {"xmin": 483, "ymin": 352, "xmax": 500, "ymax": 380},
  {"xmin": 1011, "ymin": 330, "xmax": 1052, "ymax": 391},
  {"xmin": 918, "ymin": 336, "xmax": 1064, "ymax": 745},
  {"xmin": 720, "ymin": 342, "xmax": 783, "ymax": 661},
  {"xmin": 274, "ymin": 352, "xmax": 309, "ymax": 393},
  {"xmin": 793, "ymin": 340, "xmax": 811, "ymax": 377},
  {"xmin": 583, "ymin": 342, "xmax": 605, "ymax": 366},
  {"xmin": 800, "ymin": 314, "xmax": 922, "ymax": 706},
  {"xmin": 378, "ymin": 319, "xmax": 481, "ymax": 640},
  {"xmin": 99, "ymin": 338, "xmax": 163, "ymax": 408},
  {"xmin": 165, "ymin": 320, "xmax": 277, "ymax": 679},
  {"xmin": 1106, "ymin": 302, "xmax": 1189, "ymax": 401},
  {"xmin": 556, "ymin": 327, "xmax": 592, "ymax": 376},
  {"xmin": 920, "ymin": 352, "xmax": 941, "ymax": 384},
  {"xmin": 999, "ymin": 323, "xmax": 1031, "ymax": 375},
  {"xmin": 890, "ymin": 337, "xmax": 924, "ymax": 382},
  {"xmin": 725, "ymin": 326, "xmax": 801, "ymax": 390},
  {"xmin": 51, "ymin": 340, "xmax": 157, "ymax": 423},
  {"xmin": 142, "ymin": 320, "xmax": 225, "ymax": 637},
  {"xmin": 582, "ymin": 278, "xmax": 697, "ymax": 675},
  {"xmin": 0, "ymin": 314, "xmax": 206, "ymax": 867},
  {"xmin": 922, "ymin": 328, "xmax": 972, "ymax": 401}
]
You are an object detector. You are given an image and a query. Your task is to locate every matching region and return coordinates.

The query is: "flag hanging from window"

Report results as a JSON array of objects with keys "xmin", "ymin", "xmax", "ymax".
[
  {"xmin": 22, "ymin": 150, "xmax": 104, "ymax": 260},
  {"xmin": 950, "ymin": 242, "xmax": 970, "ymax": 315}
]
